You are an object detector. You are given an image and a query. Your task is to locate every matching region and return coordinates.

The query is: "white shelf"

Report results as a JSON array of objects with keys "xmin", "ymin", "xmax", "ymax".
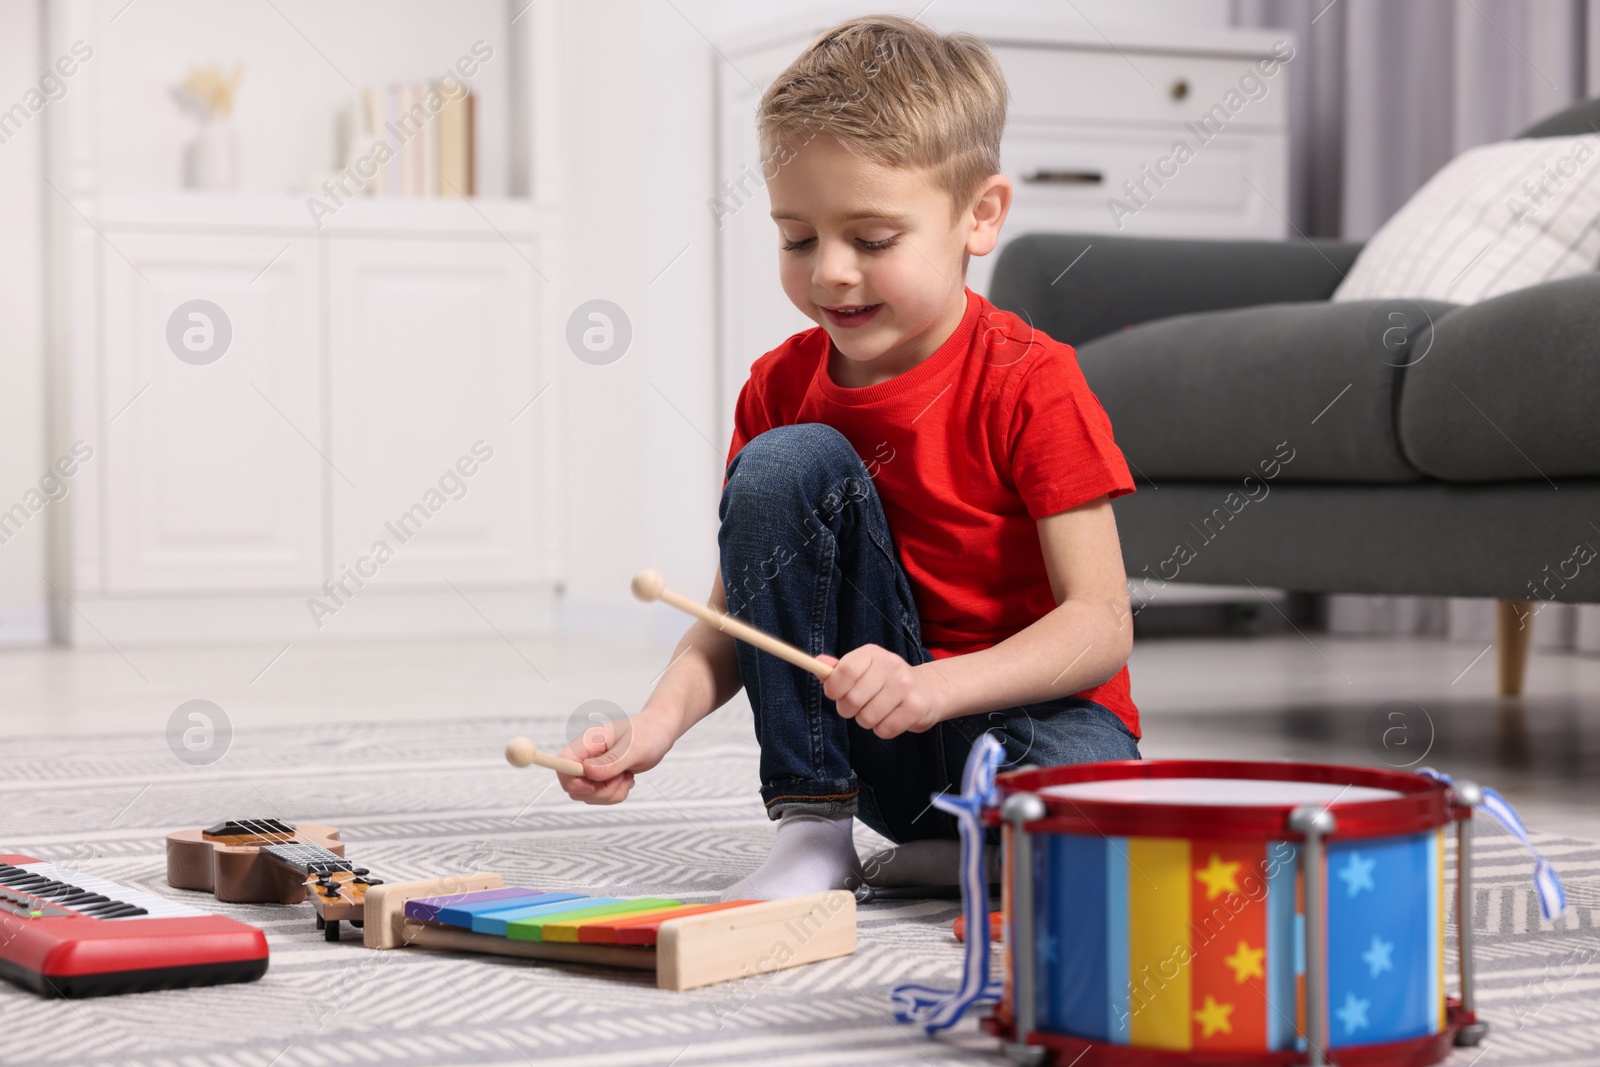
[{"xmin": 96, "ymin": 192, "xmax": 551, "ymax": 239}]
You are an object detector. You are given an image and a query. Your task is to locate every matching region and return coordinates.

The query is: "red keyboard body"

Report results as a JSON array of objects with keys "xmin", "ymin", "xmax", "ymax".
[{"xmin": 0, "ymin": 853, "xmax": 269, "ymax": 997}]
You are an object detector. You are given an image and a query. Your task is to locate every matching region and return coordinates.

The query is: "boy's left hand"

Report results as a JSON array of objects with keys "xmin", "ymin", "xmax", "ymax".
[{"xmin": 818, "ymin": 645, "xmax": 941, "ymax": 739}]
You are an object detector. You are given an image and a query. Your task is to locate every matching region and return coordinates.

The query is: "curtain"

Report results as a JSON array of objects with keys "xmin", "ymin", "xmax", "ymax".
[{"xmin": 1231, "ymin": 0, "xmax": 1600, "ymax": 653}]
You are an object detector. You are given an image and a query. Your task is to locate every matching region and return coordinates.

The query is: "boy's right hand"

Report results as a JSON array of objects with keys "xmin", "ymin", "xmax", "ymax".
[{"xmin": 557, "ymin": 707, "xmax": 681, "ymax": 805}]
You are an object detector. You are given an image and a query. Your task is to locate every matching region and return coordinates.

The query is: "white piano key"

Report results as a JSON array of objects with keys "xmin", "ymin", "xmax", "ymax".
[{"xmin": 14, "ymin": 862, "xmax": 209, "ymax": 920}]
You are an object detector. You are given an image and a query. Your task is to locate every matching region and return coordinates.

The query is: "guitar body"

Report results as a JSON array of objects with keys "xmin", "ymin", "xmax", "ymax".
[{"xmin": 167, "ymin": 823, "xmax": 345, "ymax": 904}]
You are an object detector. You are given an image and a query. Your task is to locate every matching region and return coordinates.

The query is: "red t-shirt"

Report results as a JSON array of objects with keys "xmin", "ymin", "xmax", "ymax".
[{"xmin": 724, "ymin": 288, "xmax": 1140, "ymax": 737}]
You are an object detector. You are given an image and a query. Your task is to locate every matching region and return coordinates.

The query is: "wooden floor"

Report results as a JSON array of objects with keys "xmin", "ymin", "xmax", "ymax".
[{"xmin": 3, "ymin": 628, "xmax": 1596, "ymax": 839}]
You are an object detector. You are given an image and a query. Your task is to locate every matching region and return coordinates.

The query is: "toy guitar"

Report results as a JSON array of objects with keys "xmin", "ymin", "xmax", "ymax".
[{"xmin": 165, "ymin": 819, "xmax": 384, "ymax": 942}]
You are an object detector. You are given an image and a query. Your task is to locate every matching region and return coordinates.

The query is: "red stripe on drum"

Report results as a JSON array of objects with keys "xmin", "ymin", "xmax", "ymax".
[{"xmin": 1188, "ymin": 840, "xmax": 1271, "ymax": 1050}]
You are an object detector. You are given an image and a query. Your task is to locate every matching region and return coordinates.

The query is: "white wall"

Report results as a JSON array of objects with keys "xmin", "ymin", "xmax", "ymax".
[{"xmin": 0, "ymin": 0, "xmax": 49, "ymax": 644}]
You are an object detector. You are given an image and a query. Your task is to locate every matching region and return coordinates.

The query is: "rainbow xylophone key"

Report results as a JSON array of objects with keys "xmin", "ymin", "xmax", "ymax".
[{"xmin": 405, "ymin": 888, "xmax": 761, "ymax": 945}]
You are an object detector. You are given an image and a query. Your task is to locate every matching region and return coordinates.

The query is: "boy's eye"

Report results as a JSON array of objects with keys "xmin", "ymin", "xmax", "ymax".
[{"xmin": 779, "ymin": 235, "xmax": 900, "ymax": 252}]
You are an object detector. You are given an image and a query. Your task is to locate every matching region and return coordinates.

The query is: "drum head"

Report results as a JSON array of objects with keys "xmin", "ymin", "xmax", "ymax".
[
  {"xmin": 997, "ymin": 759, "xmax": 1456, "ymax": 840},
  {"xmin": 1040, "ymin": 778, "xmax": 1401, "ymax": 806}
]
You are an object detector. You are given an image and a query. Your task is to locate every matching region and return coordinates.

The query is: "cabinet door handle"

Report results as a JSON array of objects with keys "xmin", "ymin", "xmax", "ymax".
[{"xmin": 1021, "ymin": 168, "xmax": 1103, "ymax": 185}]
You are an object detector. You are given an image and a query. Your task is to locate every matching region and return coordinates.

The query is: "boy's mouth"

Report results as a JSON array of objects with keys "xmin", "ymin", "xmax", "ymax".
[{"xmin": 820, "ymin": 303, "xmax": 883, "ymax": 329}]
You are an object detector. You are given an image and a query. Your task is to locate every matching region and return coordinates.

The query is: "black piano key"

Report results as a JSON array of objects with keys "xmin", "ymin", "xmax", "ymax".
[
  {"xmin": 78, "ymin": 901, "xmax": 132, "ymax": 917},
  {"xmin": 0, "ymin": 865, "xmax": 157, "ymax": 922},
  {"xmin": 5, "ymin": 875, "xmax": 53, "ymax": 890},
  {"xmin": 57, "ymin": 891, "xmax": 104, "ymax": 907}
]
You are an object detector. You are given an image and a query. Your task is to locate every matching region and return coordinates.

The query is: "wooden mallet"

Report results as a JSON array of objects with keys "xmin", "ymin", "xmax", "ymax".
[
  {"xmin": 505, "ymin": 737, "xmax": 586, "ymax": 776},
  {"xmin": 508, "ymin": 572, "xmax": 834, "ymax": 775},
  {"xmin": 631, "ymin": 569, "xmax": 833, "ymax": 680}
]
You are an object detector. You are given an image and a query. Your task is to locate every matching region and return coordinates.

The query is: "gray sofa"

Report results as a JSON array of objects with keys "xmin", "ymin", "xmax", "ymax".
[{"xmin": 988, "ymin": 96, "xmax": 1600, "ymax": 694}]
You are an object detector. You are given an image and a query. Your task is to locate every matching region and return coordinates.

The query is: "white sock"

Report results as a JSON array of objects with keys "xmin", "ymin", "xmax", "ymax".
[
  {"xmin": 861, "ymin": 839, "xmax": 1002, "ymax": 887},
  {"xmin": 722, "ymin": 812, "xmax": 860, "ymax": 901}
]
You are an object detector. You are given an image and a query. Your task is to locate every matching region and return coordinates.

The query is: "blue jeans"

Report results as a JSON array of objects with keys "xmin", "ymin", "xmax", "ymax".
[{"xmin": 719, "ymin": 423, "xmax": 1140, "ymax": 844}]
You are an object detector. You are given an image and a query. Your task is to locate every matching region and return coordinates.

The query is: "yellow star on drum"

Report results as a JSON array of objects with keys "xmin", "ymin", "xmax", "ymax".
[
  {"xmin": 1193, "ymin": 995, "xmax": 1235, "ymax": 1038},
  {"xmin": 1195, "ymin": 853, "xmax": 1241, "ymax": 900},
  {"xmin": 1224, "ymin": 938, "xmax": 1266, "ymax": 983}
]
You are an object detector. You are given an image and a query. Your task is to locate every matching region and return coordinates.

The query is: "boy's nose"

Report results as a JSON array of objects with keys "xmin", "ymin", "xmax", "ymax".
[{"xmin": 812, "ymin": 241, "xmax": 862, "ymax": 289}]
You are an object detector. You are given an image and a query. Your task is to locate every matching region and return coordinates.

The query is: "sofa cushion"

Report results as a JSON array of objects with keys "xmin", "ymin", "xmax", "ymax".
[
  {"xmin": 1112, "ymin": 480, "xmax": 1600, "ymax": 602},
  {"xmin": 1518, "ymin": 96, "xmax": 1600, "ymax": 139},
  {"xmin": 1398, "ymin": 273, "xmax": 1600, "ymax": 481},
  {"xmin": 1077, "ymin": 299, "xmax": 1458, "ymax": 483},
  {"xmin": 990, "ymin": 232, "xmax": 1361, "ymax": 348}
]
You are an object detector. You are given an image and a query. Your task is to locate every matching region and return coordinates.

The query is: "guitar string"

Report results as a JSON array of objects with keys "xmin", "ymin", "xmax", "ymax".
[
  {"xmin": 237, "ymin": 817, "xmax": 336, "ymax": 876},
  {"xmin": 246, "ymin": 818, "xmax": 354, "ymax": 892},
  {"xmin": 236, "ymin": 816, "xmax": 359, "ymax": 884}
]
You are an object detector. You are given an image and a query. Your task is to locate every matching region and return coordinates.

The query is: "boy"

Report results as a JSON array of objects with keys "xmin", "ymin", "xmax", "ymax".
[{"xmin": 559, "ymin": 15, "xmax": 1139, "ymax": 899}]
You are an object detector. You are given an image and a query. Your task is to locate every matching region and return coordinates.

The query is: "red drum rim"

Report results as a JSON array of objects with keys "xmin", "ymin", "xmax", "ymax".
[
  {"xmin": 984, "ymin": 1002, "xmax": 1477, "ymax": 1067},
  {"xmin": 992, "ymin": 759, "xmax": 1461, "ymax": 840}
]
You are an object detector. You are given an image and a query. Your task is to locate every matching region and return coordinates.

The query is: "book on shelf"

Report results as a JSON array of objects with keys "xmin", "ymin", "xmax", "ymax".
[{"xmin": 340, "ymin": 80, "xmax": 476, "ymax": 198}]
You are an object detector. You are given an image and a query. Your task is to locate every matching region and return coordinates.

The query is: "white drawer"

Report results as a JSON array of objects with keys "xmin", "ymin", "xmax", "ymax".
[
  {"xmin": 966, "ymin": 124, "xmax": 1289, "ymax": 297},
  {"xmin": 992, "ymin": 43, "xmax": 1291, "ymax": 130},
  {"xmin": 1002, "ymin": 124, "xmax": 1284, "ymax": 221}
]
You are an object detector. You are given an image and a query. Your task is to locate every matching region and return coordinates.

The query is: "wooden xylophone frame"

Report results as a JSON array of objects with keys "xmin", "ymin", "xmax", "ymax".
[{"xmin": 361, "ymin": 873, "xmax": 857, "ymax": 991}]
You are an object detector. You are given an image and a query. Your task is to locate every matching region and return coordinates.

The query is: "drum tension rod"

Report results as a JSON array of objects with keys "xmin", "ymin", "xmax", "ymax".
[
  {"xmin": 1001, "ymin": 792, "xmax": 1048, "ymax": 1067},
  {"xmin": 1451, "ymin": 779, "xmax": 1490, "ymax": 1048},
  {"xmin": 1288, "ymin": 804, "xmax": 1336, "ymax": 1067}
]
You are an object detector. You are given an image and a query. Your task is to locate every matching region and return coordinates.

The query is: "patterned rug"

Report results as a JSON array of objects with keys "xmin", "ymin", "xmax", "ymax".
[{"xmin": 1, "ymin": 710, "xmax": 1595, "ymax": 1066}]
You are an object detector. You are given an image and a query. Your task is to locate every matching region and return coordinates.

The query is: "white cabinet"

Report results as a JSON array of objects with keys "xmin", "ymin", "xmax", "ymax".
[
  {"xmin": 714, "ymin": 20, "xmax": 1293, "ymax": 443},
  {"xmin": 327, "ymin": 237, "xmax": 545, "ymax": 586},
  {"xmin": 39, "ymin": 0, "xmax": 567, "ymax": 645},
  {"xmin": 64, "ymin": 198, "xmax": 558, "ymax": 642},
  {"xmin": 101, "ymin": 233, "xmax": 323, "ymax": 591}
]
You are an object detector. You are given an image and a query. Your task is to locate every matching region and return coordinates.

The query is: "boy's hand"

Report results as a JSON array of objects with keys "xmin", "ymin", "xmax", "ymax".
[
  {"xmin": 557, "ymin": 707, "xmax": 681, "ymax": 805},
  {"xmin": 819, "ymin": 645, "xmax": 941, "ymax": 739}
]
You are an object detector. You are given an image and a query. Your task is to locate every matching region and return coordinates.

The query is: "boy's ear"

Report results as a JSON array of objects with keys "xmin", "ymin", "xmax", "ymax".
[{"xmin": 964, "ymin": 173, "xmax": 1013, "ymax": 257}]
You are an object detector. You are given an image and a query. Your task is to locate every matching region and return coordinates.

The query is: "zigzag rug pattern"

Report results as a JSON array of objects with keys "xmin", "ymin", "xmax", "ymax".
[{"xmin": 0, "ymin": 712, "xmax": 1595, "ymax": 1066}]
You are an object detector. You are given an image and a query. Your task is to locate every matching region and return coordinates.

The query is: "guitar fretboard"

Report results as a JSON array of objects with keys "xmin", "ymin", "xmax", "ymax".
[{"xmin": 262, "ymin": 842, "xmax": 353, "ymax": 876}]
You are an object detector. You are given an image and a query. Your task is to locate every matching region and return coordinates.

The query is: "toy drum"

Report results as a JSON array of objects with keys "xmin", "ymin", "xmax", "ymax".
[{"xmin": 988, "ymin": 760, "xmax": 1485, "ymax": 1067}]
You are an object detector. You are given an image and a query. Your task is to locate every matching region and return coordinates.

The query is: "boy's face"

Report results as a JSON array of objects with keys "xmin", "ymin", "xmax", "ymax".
[{"xmin": 767, "ymin": 134, "xmax": 1010, "ymax": 375}]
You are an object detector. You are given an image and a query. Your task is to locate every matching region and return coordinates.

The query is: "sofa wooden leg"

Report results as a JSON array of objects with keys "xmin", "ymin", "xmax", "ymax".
[{"xmin": 1496, "ymin": 599, "xmax": 1533, "ymax": 696}]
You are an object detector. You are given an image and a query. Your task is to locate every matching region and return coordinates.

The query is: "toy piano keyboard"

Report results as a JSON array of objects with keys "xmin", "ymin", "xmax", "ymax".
[
  {"xmin": 0, "ymin": 854, "xmax": 267, "ymax": 997},
  {"xmin": 362, "ymin": 873, "xmax": 857, "ymax": 990}
]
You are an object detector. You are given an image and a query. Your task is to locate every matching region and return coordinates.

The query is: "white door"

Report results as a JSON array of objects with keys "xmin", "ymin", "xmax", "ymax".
[
  {"xmin": 101, "ymin": 233, "xmax": 323, "ymax": 591},
  {"xmin": 326, "ymin": 237, "xmax": 547, "ymax": 588}
]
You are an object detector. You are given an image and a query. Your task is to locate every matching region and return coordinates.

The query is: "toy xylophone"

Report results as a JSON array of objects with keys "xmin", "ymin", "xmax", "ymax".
[
  {"xmin": 362, "ymin": 873, "xmax": 857, "ymax": 990},
  {"xmin": 0, "ymin": 854, "xmax": 268, "ymax": 998}
]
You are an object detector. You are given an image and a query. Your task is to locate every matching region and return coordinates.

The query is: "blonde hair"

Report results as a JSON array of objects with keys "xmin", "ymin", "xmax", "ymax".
[{"xmin": 757, "ymin": 15, "xmax": 1009, "ymax": 221}]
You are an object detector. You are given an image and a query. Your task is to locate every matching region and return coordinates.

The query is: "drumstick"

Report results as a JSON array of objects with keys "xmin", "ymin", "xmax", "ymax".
[
  {"xmin": 505, "ymin": 737, "xmax": 586, "ymax": 777},
  {"xmin": 631, "ymin": 570, "xmax": 834, "ymax": 680}
]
